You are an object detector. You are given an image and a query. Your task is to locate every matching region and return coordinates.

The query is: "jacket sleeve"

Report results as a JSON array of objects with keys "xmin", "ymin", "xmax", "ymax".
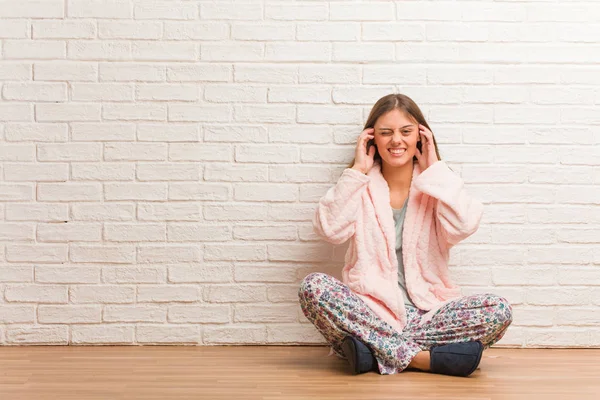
[
  {"xmin": 312, "ymin": 167, "xmax": 371, "ymax": 244},
  {"xmin": 413, "ymin": 160, "xmax": 483, "ymax": 246}
]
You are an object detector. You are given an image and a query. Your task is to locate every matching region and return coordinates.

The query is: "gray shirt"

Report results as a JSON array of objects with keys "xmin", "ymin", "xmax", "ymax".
[{"xmin": 392, "ymin": 198, "xmax": 416, "ymax": 307}]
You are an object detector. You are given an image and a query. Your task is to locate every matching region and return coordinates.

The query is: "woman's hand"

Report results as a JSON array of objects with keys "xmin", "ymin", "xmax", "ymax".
[
  {"xmin": 415, "ymin": 124, "xmax": 439, "ymax": 172},
  {"xmin": 351, "ymin": 128, "xmax": 376, "ymax": 174}
]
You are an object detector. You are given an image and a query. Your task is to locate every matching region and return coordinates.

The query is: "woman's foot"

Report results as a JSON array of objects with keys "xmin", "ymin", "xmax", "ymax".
[
  {"xmin": 341, "ymin": 335, "xmax": 378, "ymax": 374},
  {"xmin": 429, "ymin": 341, "xmax": 484, "ymax": 377}
]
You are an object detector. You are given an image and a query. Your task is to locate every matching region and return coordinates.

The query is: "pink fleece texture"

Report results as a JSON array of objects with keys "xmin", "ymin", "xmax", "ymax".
[{"xmin": 312, "ymin": 159, "xmax": 484, "ymax": 333}]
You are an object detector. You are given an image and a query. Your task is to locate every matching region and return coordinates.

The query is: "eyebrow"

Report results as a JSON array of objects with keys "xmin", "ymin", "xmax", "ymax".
[{"xmin": 378, "ymin": 125, "xmax": 414, "ymax": 130}]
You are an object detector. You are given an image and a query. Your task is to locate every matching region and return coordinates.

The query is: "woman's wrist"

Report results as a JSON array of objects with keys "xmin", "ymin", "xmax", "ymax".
[{"xmin": 351, "ymin": 165, "xmax": 366, "ymax": 174}]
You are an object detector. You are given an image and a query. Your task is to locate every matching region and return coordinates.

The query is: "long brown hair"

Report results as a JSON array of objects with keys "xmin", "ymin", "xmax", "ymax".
[{"xmin": 347, "ymin": 93, "xmax": 442, "ymax": 168}]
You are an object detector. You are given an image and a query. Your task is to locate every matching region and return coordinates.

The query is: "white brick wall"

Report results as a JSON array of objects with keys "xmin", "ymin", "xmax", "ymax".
[{"xmin": 0, "ymin": 0, "xmax": 599, "ymax": 348}]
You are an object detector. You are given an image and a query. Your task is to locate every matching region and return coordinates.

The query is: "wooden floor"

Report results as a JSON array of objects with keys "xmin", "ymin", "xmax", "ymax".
[{"xmin": 1, "ymin": 346, "xmax": 598, "ymax": 400}]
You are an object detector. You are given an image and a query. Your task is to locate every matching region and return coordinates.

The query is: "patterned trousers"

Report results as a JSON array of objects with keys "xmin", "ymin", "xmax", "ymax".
[{"xmin": 298, "ymin": 272, "xmax": 513, "ymax": 375}]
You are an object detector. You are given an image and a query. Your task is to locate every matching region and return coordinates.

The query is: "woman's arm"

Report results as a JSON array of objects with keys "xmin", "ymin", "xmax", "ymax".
[
  {"xmin": 312, "ymin": 167, "xmax": 371, "ymax": 244},
  {"xmin": 413, "ymin": 160, "xmax": 483, "ymax": 246}
]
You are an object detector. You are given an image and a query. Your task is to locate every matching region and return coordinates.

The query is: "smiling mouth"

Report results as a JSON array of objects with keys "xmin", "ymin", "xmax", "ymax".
[{"xmin": 388, "ymin": 148, "xmax": 406, "ymax": 156}]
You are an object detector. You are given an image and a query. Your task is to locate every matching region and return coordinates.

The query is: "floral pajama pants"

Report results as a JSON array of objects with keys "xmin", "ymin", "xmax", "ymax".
[{"xmin": 298, "ymin": 272, "xmax": 513, "ymax": 375}]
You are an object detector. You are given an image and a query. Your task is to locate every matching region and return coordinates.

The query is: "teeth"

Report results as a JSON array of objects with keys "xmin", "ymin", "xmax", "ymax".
[{"xmin": 389, "ymin": 149, "xmax": 405, "ymax": 154}]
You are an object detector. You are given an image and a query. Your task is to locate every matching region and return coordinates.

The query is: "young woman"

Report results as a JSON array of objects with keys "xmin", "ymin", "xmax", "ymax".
[{"xmin": 298, "ymin": 94, "xmax": 513, "ymax": 377}]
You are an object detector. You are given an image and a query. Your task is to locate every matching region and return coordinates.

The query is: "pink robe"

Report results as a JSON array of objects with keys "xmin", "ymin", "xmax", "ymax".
[{"xmin": 312, "ymin": 160, "xmax": 484, "ymax": 333}]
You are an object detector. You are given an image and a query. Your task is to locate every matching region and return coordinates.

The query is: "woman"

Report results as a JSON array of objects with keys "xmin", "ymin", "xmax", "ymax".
[{"xmin": 298, "ymin": 94, "xmax": 512, "ymax": 377}]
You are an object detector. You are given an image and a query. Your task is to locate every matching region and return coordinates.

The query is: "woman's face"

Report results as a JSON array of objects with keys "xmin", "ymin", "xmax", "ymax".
[{"xmin": 373, "ymin": 109, "xmax": 419, "ymax": 168}]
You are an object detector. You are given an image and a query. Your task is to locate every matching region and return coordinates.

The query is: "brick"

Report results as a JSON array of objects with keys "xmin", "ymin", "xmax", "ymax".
[
  {"xmin": 0, "ymin": 1, "xmax": 63, "ymax": 18},
  {"xmin": 104, "ymin": 223, "xmax": 166, "ymax": 242},
  {"xmin": 36, "ymin": 104, "xmax": 101, "ymax": 122},
  {"xmin": 169, "ymin": 183, "xmax": 228, "ymax": 201},
  {"xmin": 34, "ymin": 62, "xmax": 97, "ymax": 81},
  {"xmin": 236, "ymin": 64, "xmax": 296, "ymax": 84},
  {"xmin": 137, "ymin": 203, "xmax": 201, "ymax": 221},
  {"xmin": 267, "ymin": 324, "xmax": 325, "ymax": 344},
  {"xmin": 71, "ymin": 83, "xmax": 134, "ymax": 101},
  {"xmin": 492, "ymin": 267, "xmax": 556, "ymax": 286},
  {"xmin": 70, "ymin": 286, "xmax": 135, "ymax": 303},
  {"xmin": 268, "ymin": 86, "xmax": 329, "ymax": 104},
  {"xmin": 138, "ymin": 124, "xmax": 200, "ymax": 142},
  {"xmin": 38, "ymin": 305, "xmax": 102, "ymax": 324},
  {"xmin": 104, "ymin": 142, "xmax": 167, "ymax": 160},
  {"xmin": 0, "ymin": 20, "xmax": 29, "ymax": 38},
  {"xmin": 204, "ymin": 84, "xmax": 266, "ymax": 103},
  {"xmin": 167, "ymin": 63, "xmax": 230, "ymax": 82},
  {"xmin": 168, "ymin": 264, "xmax": 232, "ymax": 283},
  {"xmin": 99, "ymin": 63, "xmax": 165, "ymax": 82},
  {"xmin": 71, "ymin": 123, "xmax": 135, "ymax": 141},
  {"xmin": 204, "ymin": 124, "xmax": 266, "ymax": 143},
  {"xmin": 0, "ymin": 306, "xmax": 35, "ymax": 323},
  {"xmin": 267, "ymin": 285, "xmax": 301, "ymax": 303},
  {"xmin": 72, "ymin": 163, "xmax": 135, "ymax": 181},
  {"xmin": 137, "ymin": 245, "xmax": 201, "ymax": 263},
  {"xmin": 102, "ymin": 266, "xmax": 165, "ymax": 284},
  {"xmin": 98, "ymin": 21, "xmax": 162, "ymax": 39},
  {"xmin": 202, "ymin": 43, "xmax": 263, "ymax": 62},
  {"xmin": 104, "ymin": 183, "xmax": 167, "ymax": 201},
  {"xmin": 71, "ymin": 204, "xmax": 134, "ymax": 221},
  {"xmin": 68, "ymin": 0, "xmax": 133, "ymax": 18},
  {"xmin": 298, "ymin": 106, "xmax": 360, "ymax": 124},
  {"xmin": 0, "ymin": 62, "xmax": 32, "ymax": 80},
  {"xmin": 5, "ymin": 285, "xmax": 67, "ymax": 303},
  {"xmin": 204, "ymin": 285, "xmax": 266, "ymax": 303},
  {"xmin": 234, "ymin": 183, "xmax": 297, "ymax": 202},
  {"xmin": 266, "ymin": 42, "xmax": 329, "ymax": 62},
  {"xmin": 167, "ymin": 224, "xmax": 230, "ymax": 242},
  {"xmin": 0, "ymin": 184, "xmax": 34, "ymax": 201},
  {"xmin": 5, "ymin": 123, "xmax": 67, "ymax": 142},
  {"xmin": 165, "ymin": 22, "xmax": 229, "ymax": 40},
  {"xmin": 3, "ymin": 83, "xmax": 67, "ymax": 102},
  {"xmin": 0, "ymin": 104, "xmax": 33, "ymax": 122},
  {"xmin": 33, "ymin": 20, "xmax": 96, "ymax": 39},
  {"xmin": 6, "ymin": 326, "xmax": 68, "ymax": 344},
  {"xmin": 231, "ymin": 23, "xmax": 294, "ymax": 41},
  {"xmin": 268, "ymin": 244, "xmax": 331, "ymax": 262},
  {"xmin": 204, "ymin": 164, "xmax": 267, "ymax": 182},
  {"xmin": 132, "ymin": 42, "xmax": 198, "ymax": 61},
  {"xmin": 236, "ymin": 144, "xmax": 299, "ymax": 164},
  {"xmin": 5, "ymin": 164, "xmax": 68, "ymax": 182},
  {"xmin": 203, "ymin": 2, "xmax": 262, "ymax": 20},
  {"xmin": 0, "ymin": 266, "xmax": 33, "ymax": 283},
  {"xmin": 70, "ymin": 245, "xmax": 136, "ymax": 264},
  {"xmin": 135, "ymin": 2, "xmax": 197, "ymax": 20},
  {"xmin": 333, "ymin": 87, "xmax": 396, "ymax": 105},
  {"xmin": 168, "ymin": 104, "xmax": 229, "ymax": 122},
  {"xmin": 526, "ymin": 288, "xmax": 591, "ymax": 306},
  {"xmin": 104, "ymin": 305, "xmax": 166, "ymax": 323},
  {"xmin": 203, "ymin": 204, "xmax": 268, "ymax": 221},
  {"xmin": 298, "ymin": 22, "xmax": 358, "ymax": 41},
  {"xmin": 37, "ymin": 223, "xmax": 102, "ymax": 242},
  {"xmin": 137, "ymin": 285, "xmax": 201, "ymax": 303},
  {"xmin": 265, "ymin": 3, "xmax": 325, "ymax": 21},
  {"xmin": 169, "ymin": 143, "xmax": 231, "ymax": 161},
  {"xmin": 0, "ymin": 144, "xmax": 35, "ymax": 161},
  {"xmin": 136, "ymin": 84, "xmax": 198, "ymax": 101},
  {"xmin": 35, "ymin": 266, "xmax": 100, "ymax": 284},
  {"xmin": 6, "ymin": 244, "xmax": 67, "ymax": 263},
  {"xmin": 234, "ymin": 304, "xmax": 297, "ymax": 323},
  {"xmin": 6, "ymin": 203, "xmax": 68, "ymax": 222},
  {"xmin": 137, "ymin": 325, "xmax": 199, "ymax": 343},
  {"xmin": 204, "ymin": 244, "xmax": 266, "ymax": 261},
  {"xmin": 204, "ymin": 326, "xmax": 266, "ymax": 344},
  {"xmin": 4, "ymin": 40, "xmax": 65, "ymax": 59},
  {"xmin": 37, "ymin": 183, "xmax": 102, "ymax": 201},
  {"xmin": 72, "ymin": 326, "xmax": 134, "ymax": 344},
  {"xmin": 137, "ymin": 163, "xmax": 199, "ymax": 181}
]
